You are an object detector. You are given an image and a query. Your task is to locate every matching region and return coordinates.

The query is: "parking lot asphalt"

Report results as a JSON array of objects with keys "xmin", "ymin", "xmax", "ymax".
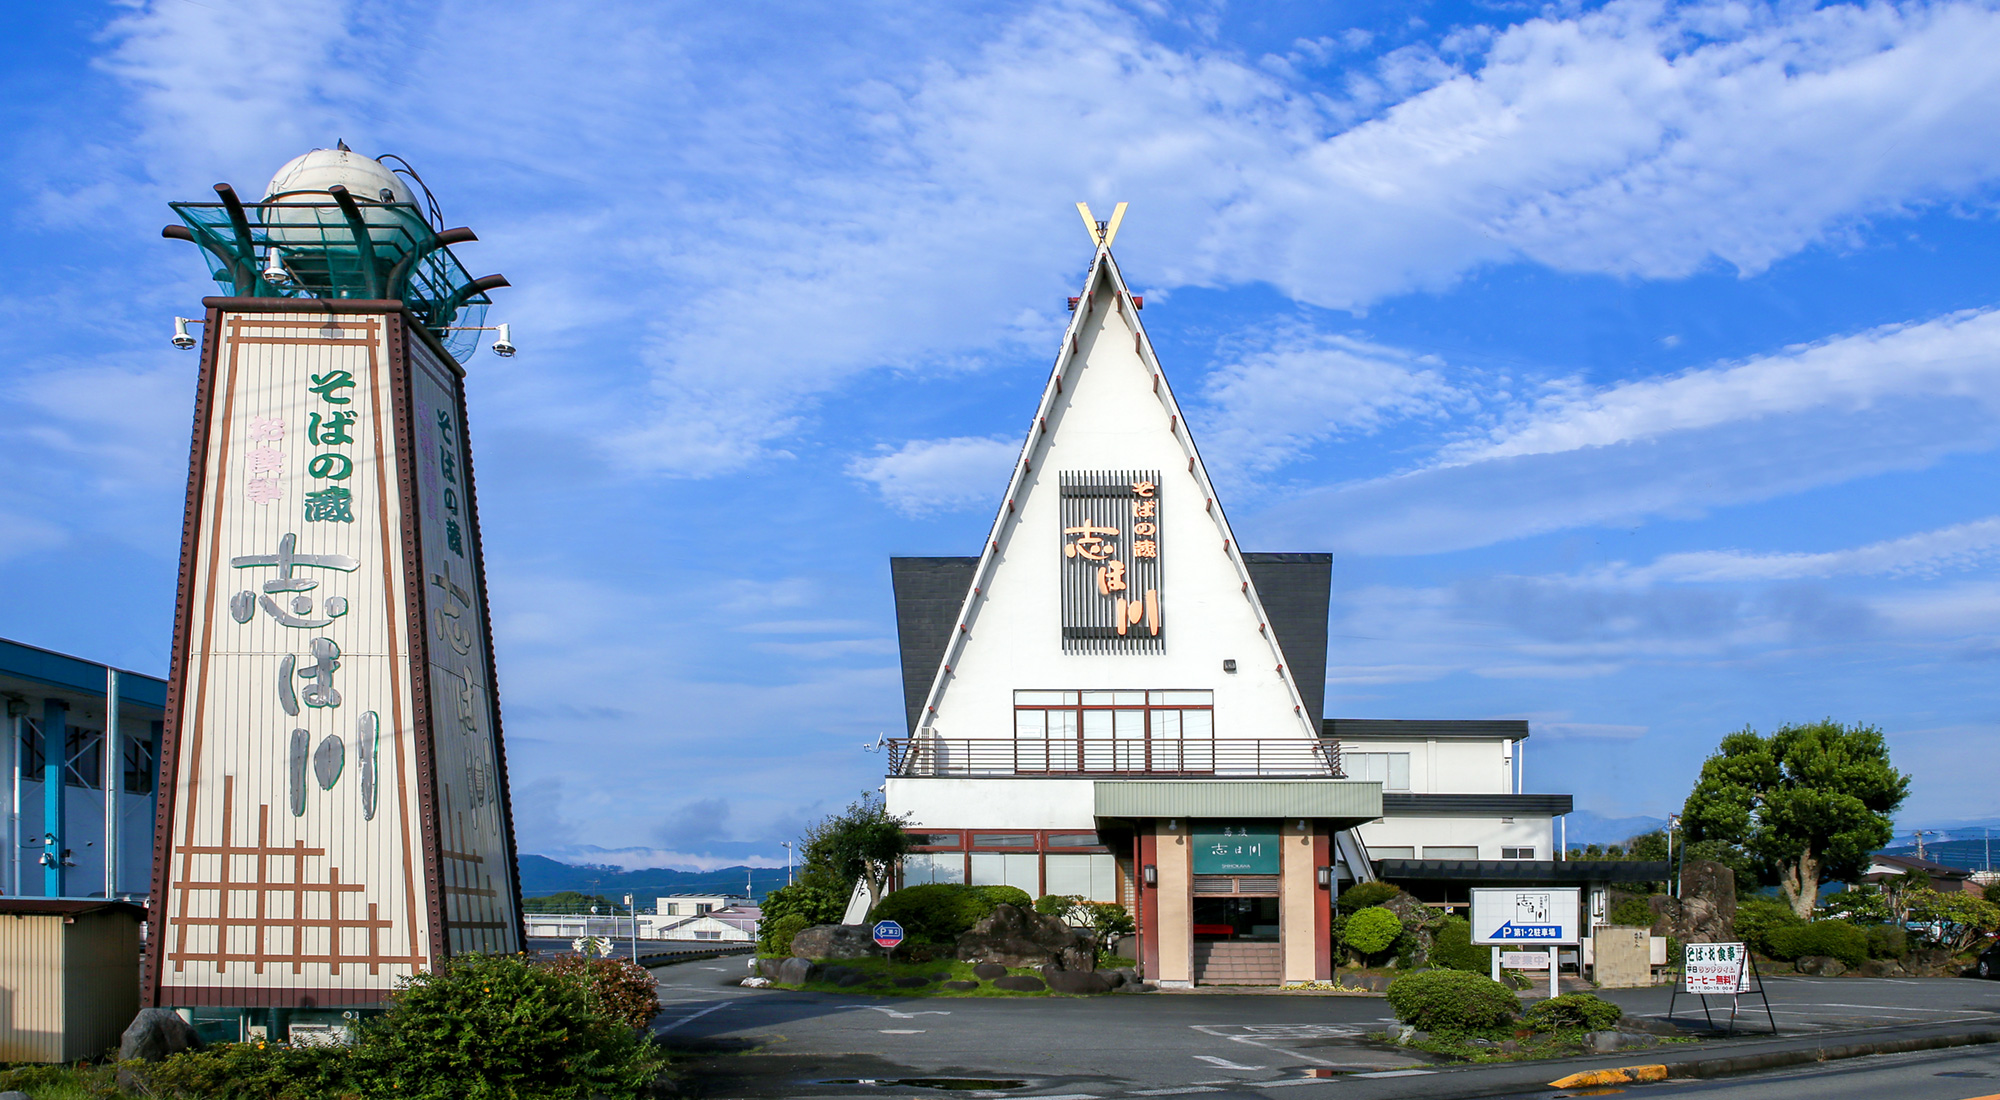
[{"xmin": 648, "ymin": 963, "xmax": 2000, "ymax": 1100}]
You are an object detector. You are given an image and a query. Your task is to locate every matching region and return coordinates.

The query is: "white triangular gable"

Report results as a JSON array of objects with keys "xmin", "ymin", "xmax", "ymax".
[{"xmin": 915, "ymin": 249, "xmax": 1320, "ymax": 742}]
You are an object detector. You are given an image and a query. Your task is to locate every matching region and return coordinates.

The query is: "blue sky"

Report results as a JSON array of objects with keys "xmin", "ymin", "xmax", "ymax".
[{"xmin": 6, "ymin": 0, "xmax": 2000, "ymax": 870}]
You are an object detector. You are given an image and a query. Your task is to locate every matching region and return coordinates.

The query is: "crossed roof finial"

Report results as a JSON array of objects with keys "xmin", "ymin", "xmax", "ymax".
[{"xmin": 1076, "ymin": 202, "xmax": 1127, "ymax": 250}]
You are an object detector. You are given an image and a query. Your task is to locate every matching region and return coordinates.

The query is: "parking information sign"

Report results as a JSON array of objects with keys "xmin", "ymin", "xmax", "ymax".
[
  {"xmin": 872, "ymin": 920, "xmax": 906, "ymax": 949},
  {"xmin": 1470, "ymin": 888, "xmax": 1582, "ymax": 945},
  {"xmin": 1684, "ymin": 942, "xmax": 1747, "ymax": 994}
]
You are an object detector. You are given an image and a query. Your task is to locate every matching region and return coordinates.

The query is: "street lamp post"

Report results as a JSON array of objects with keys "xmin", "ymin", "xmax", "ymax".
[{"xmin": 781, "ymin": 842, "xmax": 794, "ymax": 886}]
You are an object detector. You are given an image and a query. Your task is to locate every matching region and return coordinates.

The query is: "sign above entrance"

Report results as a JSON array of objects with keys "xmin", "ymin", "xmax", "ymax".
[
  {"xmin": 1191, "ymin": 824, "xmax": 1279, "ymax": 875},
  {"xmin": 1470, "ymin": 887, "xmax": 1581, "ymax": 945},
  {"xmin": 1060, "ymin": 470, "xmax": 1162, "ymax": 653}
]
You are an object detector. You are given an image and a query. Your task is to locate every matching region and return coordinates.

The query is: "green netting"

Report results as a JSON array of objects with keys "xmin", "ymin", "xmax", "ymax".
[{"xmin": 170, "ymin": 200, "xmax": 492, "ymax": 360}]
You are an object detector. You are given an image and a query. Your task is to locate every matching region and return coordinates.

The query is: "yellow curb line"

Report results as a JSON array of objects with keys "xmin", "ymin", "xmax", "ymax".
[{"xmin": 1547, "ymin": 1064, "xmax": 1670, "ymax": 1088}]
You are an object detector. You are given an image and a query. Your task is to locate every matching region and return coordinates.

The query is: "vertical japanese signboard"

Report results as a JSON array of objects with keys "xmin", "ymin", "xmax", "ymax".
[
  {"xmin": 1060, "ymin": 469, "xmax": 1162, "ymax": 653},
  {"xmin": 148, "ymin": 303, "xmax": 522, "ymax": 1009}
]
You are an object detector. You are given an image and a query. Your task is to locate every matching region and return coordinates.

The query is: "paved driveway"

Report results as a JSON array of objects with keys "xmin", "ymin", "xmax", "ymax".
[{"xmin": 651, "ymin": 964, "xmax": 2000, "ymax": 1100}]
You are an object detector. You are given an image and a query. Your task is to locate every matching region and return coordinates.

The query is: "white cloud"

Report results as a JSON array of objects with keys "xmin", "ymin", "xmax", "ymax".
[
  {"xmin": 1636, "ymin": 517, "xmax": 2000, "ymax": 584},
  {"xmin": 848, "ymin": 435, "xmax": 1020, "ymax": 514},
  {"xmin": 1199, "ymin": 328, "xmax": 1459, "ymax": 473}
]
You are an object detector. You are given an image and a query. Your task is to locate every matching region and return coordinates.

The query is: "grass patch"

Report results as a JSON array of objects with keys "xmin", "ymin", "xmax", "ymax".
[
  {"xmin": 0, "ymin": 1061, "xmax": 133, "ymax": 1099},
  {"xmin": 766, "ymin": 955, "xmax": 1081, "ymax": 997},
  {"xmin": 1401, "ymin": 1028, "xmax": 1695, "ymax": 1064}
]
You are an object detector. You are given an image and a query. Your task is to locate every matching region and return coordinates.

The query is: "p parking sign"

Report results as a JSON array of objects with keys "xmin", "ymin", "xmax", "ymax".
[{"xmin": 872, "ymin": 920, "xmax": 905, "ymax": 949}]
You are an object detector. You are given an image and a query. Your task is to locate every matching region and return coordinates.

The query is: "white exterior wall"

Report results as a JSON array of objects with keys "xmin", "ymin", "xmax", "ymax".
[
  {"xmin": 887, "ymin": 778, "xmax": 1098, "ymax": 831},
  {"xmin": 1340, "ymin": 738, "xmax": 1512, "ymax": 794},
  {"xmin": 921, "ymin": 278, "xmax": 1315, "ymax": 751},
  {"xmin": 1356, "ymin": 815, "xmax": 1553, "ymax": 860}
]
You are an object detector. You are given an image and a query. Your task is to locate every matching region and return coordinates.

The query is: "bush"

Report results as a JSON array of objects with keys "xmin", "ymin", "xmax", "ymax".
[
  {"xmin": 1344, "ymin": 906, "xmax": 1403, "ymax": 955},
  {"xmin": 542, "ymin": 953, "xmax": 663, "ymax": 1029},
  {"xmin": 1036, "ymin": 893, "xmax": 1084, "ymax": 919},
  {"xmin": 1609, "ymin": 895, "xmax": 1657, "ymax": 928},
  {"xmin": 1764, "ymin": 921, "xmax": 1869, "ymax": 967},
  {"xmin": 1338, "ymin": 880, "xmax": 1401, "ymax": 913},
  {"xmin": 1386, "ymin": 968, "xmax": 1519, "ymax": 1034},
  {"xmin": 1428, "ymin": 916, "xmax": 1491, "ymax": 972},
  {"xmin": 759, "ymin": 869, "xmax": 850, "ymax": 937},
  {"xmin": 1733, "ymin": 895, "xmax": 1804, "ymax": 955},
  {"xmin": 356, "ymin": 952, "xmax": 663, "ymax": 1100},
  {"xmin": 974, "ymin": 884, "xmax": 1034, "ymax": 912},
  {"xmin": 1085, "ymin": 901, "xmax": 1135, "ymax": 944},
  {"xmin": 761, "ymin": 912, "xmax": 810, "ymax": 955},
  {"xmin": 1866, "ymin": 923, "xmax": 1908, "ymax": 959},
  {"xmin": 1525, "ymin": 993, "xmax": 1623, "ymax": 1032},
  {"xmin": 123, "ymin": 1041, "xmax": 357, "ymax": 1100},
  {"xmin": 869, "ymin": 883, "xmax": 1030, "ymax": 944}
]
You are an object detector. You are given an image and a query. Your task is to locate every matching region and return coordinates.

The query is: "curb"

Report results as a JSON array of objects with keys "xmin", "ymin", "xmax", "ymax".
[
  {"xmin": 1662, "ymin": 1026, "xmax": 2000, "ymax": 1081},
  {"xmin": 638, "ymin": 946, "xmax": 756, "ymax": 968}
]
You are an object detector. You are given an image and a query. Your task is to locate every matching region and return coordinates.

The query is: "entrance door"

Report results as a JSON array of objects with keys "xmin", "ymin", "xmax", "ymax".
[{"xmin": 1190, "ymin": 893, "xmax": 1282, "ymax": 985}]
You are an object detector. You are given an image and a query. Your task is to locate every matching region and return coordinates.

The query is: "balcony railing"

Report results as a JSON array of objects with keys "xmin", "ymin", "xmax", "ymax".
[{"xmin": 885, "ymin": 737, "xmax": 1343, "ymax": 779}]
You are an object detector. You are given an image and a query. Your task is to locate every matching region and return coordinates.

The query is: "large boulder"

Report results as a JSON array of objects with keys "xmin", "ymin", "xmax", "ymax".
[
  {"xmin": 956, "ymin": 904, "xmax": 1095, "ymax": 970},
  {"xmin": 1650, "ymin": 861, "xmax": 1738, "ymax": 944},
  {"xmin": 1795, "ymin": 955, "xmax": 1847, "ymax": 977},
  {"xmin": 790, "ymin": 924, "xmax": 886, "ymax": 960},
  {"xmin": 1379, "ymin": 893, "xmax": 1436, "ymax": 965},
  {"xmin": 1857, "ymin": 958, "xmax": 1908, "ymax": 978},
  {"xmin": 776, "ymin": 957, "xmax": 821, "ymax": 985},
  {"xmin": 971, "ymin": 962, "xmax": 1008, "ymax": 980},
  {"xmin": 1042, "ymin": 967, "xmax": 1112, "ymax": 995},
  {"xmin": 121, "ymin": 1008, "xmax": 203, "ymax": 1063},
  {"xmin": 992, "ymin": 974, "xmax": 1047, "ymax": 992}
]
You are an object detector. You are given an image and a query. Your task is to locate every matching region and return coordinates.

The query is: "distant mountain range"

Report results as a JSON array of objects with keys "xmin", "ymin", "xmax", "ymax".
[
  {"xmin": 1560, "ymin": 811, "xmax": 1668, "ymax": 847},
  {"xmin": 517, "ymin": 854, "xmax": 790, "ymax": 902}
]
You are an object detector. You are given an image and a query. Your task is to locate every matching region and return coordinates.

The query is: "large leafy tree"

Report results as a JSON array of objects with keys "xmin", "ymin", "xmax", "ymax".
[
  {"xmin": 801, "ymin": 792, "xmax": 914, "ymax": 907},
  {"xmin": 1682, "ymin": 720, "xmax": 1909, "ymax": 919}
]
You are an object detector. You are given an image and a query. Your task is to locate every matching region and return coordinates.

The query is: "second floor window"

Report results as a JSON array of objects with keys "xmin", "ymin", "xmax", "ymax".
[
  {"xmin": 1346, "ymin": 752, "xmax": 1411, "ymax": 791},
  {"xmin": 1013, "ymin": 690, "xmax": 1214, "ymax": 741}
]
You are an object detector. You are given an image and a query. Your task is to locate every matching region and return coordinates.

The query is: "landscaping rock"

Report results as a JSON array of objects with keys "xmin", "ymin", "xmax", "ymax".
[
  {"xmin": 932, "ymin": 972, "xmax": 952, "ymax": 981},
  {"xmin": 121, "ymin": 1008, "xmax": 203, "ymax": 1063},
  {"xmin": 836, "ymin": 972, "xmax": 868, "ymax": 987},
  {"xmin": 1112, "ymin": 967, "xmax": 1141, "ymax": 989},
  {"xmin": 790, "ymin": 924, "xmax": 886, "ymax": 960},
  {"xmin": 1101, "ymin": 969, "xmax": 1126, "ymax": 990},
  {"xmin": 759, "ymin": 958, "xmax": 785, "ymax": 980},
  {"xmin": 941, "ymin": 980, "xmax": 979, "ymax": 991},
  {"xmin": 1, "ymin": 1092, "xmax": 30, "ymax": 1100},
  {"xmin": 776, "ymin": 957, "xmax": 821, "ymax": 986},
  {"xmin": 1906, "ymin": 948, "xmax": 1958, "ymax": 977},
  {"xmin": 1042, "ymin": 967, "xmax": 1112, "ymax": 995},
  {"xmin": 971, "ymin": 962, "xmax": 1009, "ymax": 980},
  {"xmin": 820, "ymin": 964, "xmax": 856, "ymax": 982},
  {"xmin": 956, "ymin": 904, "xmax": 1095, "ymax": 970},
  {"xmin": 992, "ymin": 974, "xmax": 1047, "ymax": 992},
  {"xmin": 1651, "ymin": 860, "xmax": 1738, "ymax": 945},
  {"xmin": 1499, "ymin": 1040, "xmax": 1522, "ymax": 1053},
  {"xmin": 1587, "ymin": 1030, "xmax": 1622, "ymax": 1053},
  {"xmin": 1858, "ymin": 958, "xmax": 1908, "ymax": 978},
  {"xmin": 893, "ymin": 976, "xmax": 931, "ymax": 988},
  {"xmin": 1795, "ymin": 955, "xmax": 1847, "ymax": 977}
]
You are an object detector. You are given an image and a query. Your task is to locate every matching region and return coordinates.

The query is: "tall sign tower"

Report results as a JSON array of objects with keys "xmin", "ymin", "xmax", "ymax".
[{"xmin": 146, "ymin": 147, "xmax": 525, "ymax": 1012}]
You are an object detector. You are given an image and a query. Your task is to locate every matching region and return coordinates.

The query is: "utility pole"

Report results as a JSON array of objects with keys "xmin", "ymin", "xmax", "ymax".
[{"xmin": 782, "ymin": 841, "xmax": 794, "ymax": 886}]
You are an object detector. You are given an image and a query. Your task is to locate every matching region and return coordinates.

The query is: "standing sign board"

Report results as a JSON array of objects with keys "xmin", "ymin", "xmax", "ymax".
[
  {"xmin": 1683, "ymin": 942, "xmax": 1746, "ymax": 994},
  {"xmin": 1469, "ymin": 888, "xmax": 1581, "ymax": 945}
]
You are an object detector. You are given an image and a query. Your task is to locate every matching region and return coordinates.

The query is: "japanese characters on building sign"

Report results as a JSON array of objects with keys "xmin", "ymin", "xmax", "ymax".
[
  {"xmin": 229, "ymin": 337, "xmax": 379, "ymax": 821},
  {"xmin": 1059, "ymin": 469, "xmax": 1162, "ymax": 650},
  {"xmin": 1190, "ymin": 824, "xmax": 1280, "ymax": 875}
]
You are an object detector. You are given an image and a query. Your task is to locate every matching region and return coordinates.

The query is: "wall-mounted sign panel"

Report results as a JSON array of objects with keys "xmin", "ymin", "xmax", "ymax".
[
  {"xmin": 147, "ymin": 304, "xmax": 523, "ymax": 1009},
  {"xmin": 1469, "ymin": 887, "xmax": 1581, "ymax": 945},
  {"xmin": 1060, "ymin": 470, "xmax": 1161, "ymax": 653},
  {"xmin": 1191, "ymin": 824, "xmax": 1279, "ymax": 875}
]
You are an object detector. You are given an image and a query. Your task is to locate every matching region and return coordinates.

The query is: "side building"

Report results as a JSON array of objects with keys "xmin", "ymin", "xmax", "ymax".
[{"xmin": 881, "ymin": 226, "xmax": 1659, "ymax": 987}]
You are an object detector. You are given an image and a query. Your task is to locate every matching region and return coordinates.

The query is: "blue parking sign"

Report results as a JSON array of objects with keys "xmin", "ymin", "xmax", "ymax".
[{"xmin": 872, "ymin": 920, "xmax": 905, "ymax": 948}]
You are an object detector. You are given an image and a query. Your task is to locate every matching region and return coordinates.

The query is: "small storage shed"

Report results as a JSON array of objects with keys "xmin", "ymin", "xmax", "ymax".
[{"xmin": 0, "ymin": 899, "xmax": 145, "ymax": 1062}]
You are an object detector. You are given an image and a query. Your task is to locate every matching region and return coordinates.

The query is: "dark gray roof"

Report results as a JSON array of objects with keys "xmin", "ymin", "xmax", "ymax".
[
  {"xmin": 1381, "ymin": 793, "xmax": 1573, "ymax": 816},
  {"xmin": 1324, "ymin": 718, "xmax": 1531, "ymax": 741},
  {"xmin": 1241, "ymin": 553, "xmax": 1330, "ymax": 726},
  {"xmin": 889, "ymin": 557, "xmax": 979, "ymax": 734},
  {"xmin": 0, "ymin": 637, "xmax": 168, "ymax": 710},
  {"xmin": 1375, "ymin": 859, "xmax": 1670, "ymax": 884}
]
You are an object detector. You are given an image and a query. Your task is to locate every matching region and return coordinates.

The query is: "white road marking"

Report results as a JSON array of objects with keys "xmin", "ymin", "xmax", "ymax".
[
  {"xmin": 653, "ymin": 1001, "xmax": 729, "ymax": 1033},
  {"xmin": 844, "ymin": 1004, "xmax": 953, "ymax": 1020},
  {"xmin": 1768, "ymin": 1002, "xmax": 1976, "ymax": 1014},
  {"xmin": 1193, "ymin": 1055, "xmax": 1264, "ymax": 1070},
  {"xmin": 879, "ymin": 1029, "xmax": 926, "ymax": 1034},
  {"xmin": 1353, "ymin": 1069, "xmax": 1435, "ymax": 1078},
  {"xmin": 1190, "ymin": 1025, "xmax": 1341, "ymax": 1068},
  {"xmin": 1129, "ymin": 1088, "xmax": 1224, "ymax": 1095}
]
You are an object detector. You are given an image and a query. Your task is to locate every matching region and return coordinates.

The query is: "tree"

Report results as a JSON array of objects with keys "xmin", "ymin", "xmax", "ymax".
[
  {"xmin": 800, "ymin": 792, "xmax": 914, "ymax": 906},
  {"xmin": 1906, "ymin": 888, "xmax": 2000, "ymax": 953},
  {"xmin": 1681, "ymin": 720, "xmax": 1909, "ymax": 919}
]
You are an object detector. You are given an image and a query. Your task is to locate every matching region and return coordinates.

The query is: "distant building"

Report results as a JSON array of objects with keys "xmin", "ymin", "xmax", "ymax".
[
  {"xmin": 1863, "ymin": 853, "xmax": 1980, "ymax": 893},
  {"xmin": 655, "ymin": 893, "xmax": 747, "ymax": 917}
]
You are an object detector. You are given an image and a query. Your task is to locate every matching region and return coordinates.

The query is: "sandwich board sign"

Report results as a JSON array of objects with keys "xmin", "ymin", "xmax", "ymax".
[
  {"xmin": 1684, "ymin": 942, "xmax": 1746, "ymax": 994},
  {"xmin": 1470, "ymin": 888, "xmax": 1581, "ymax": 945}
]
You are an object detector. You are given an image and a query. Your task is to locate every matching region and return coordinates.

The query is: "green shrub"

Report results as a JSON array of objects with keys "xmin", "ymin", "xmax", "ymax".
[
  {"xmin": 356, "ymin": 952, "xmax": 663, "ymax": 1100},
  {"xmin": 1524, "ymin": 993, "xmax": 1623, "ymax": 1032},
  {"xmin": 1428, "ymin": 916, "xmax": 1491, "ymax": 972},
  {"xmin": 1386, "ymin": 968, "xmax": 1520, "ymax": 1034},
  {"xmin": 1609, "ymin": 895, "xmax": 1657, "ymax": 928},
  {"xmin": 1733, "ymin": 896, "xmax": 1805, "ymax": 955},
  {"xmin": 542, "ymin": 953, "xmax": 662, "ymax": 1029},
  {"xmin": 759, "ymin": 869, "xmax": 850, "ymax": 936},
  {"xmin": 1866, "ymin": 923, "xmax": 1908, "ymax": 959},
  {"xmin": 1337, "ymin": 880, "xmax": 1401, "ymax": 913},
  {"xmin": 126, "ymin": 1041, "xmax": 359, "ymax": 1100},
  {"xmin": 974, "ymin": 884, "xmax": 1034, "ymax": 911},
  {"xmin": 761, "ymin": 912, "xmax": 811, "ymax": 955},
  {"xmin": 1085, "ymin": 901, "xmax": 1135, "ymax": 944},
  {"xmin": 1344, "ymin": 906, "xmax": 1402, "ymax": 954},
  {"xmin": 1036, "ymin": 893, "xmax": 1084, "ymax": 919},
  {"xmin": 1765, "ymin": 921, "xmax": 1869, "ymax": 967}
]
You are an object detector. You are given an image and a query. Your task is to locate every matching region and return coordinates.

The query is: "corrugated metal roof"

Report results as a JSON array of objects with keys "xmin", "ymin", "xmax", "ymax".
[{"xmin": 1094, "ymin": 779, "xmax": 1382, "ymax": 820}]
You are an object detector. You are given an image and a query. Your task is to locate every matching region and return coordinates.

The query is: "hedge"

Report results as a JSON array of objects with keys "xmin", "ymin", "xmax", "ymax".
[
  {"xmin": 867, "ymin": 883, "xmax": 1035, "ymax": 945},
  {"xmin": 1386, "ymin": 968, "xmax": 1519, "ymax": 1033},
  {"xmin": 1428, "ymin": 916, "xmax": 1492, "ymax": 972},
  {"xmin": 1764, "ymin": 920, "xmax": 1869, "ymax": 968},
  {"xmin": 1524, "ymin": 993, "xmax": 1622, "ymax": 1032}
]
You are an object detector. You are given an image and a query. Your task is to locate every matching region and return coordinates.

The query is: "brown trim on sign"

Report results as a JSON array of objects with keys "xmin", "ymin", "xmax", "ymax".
[
  {"xmin": 146, "ymin": 303, "xmax": 221, "ymax": 1007},
  {"xmin": 387, "ymin": 316, "xmax": 449, "ymax": 964},
  {"xmin": 1313, "ymin": 829, "xmax": 1332, "ymax": 981},
  {"xmin": 454, "ymin": 349, "xmax": 528, "ymax": 952}
]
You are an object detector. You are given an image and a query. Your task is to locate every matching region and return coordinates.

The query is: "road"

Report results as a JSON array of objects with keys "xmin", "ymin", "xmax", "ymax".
[
  {"xmin": 647, "ymin": 963, "xmax": 2000, "ymax": 1100},
  {"xmin": 1504, "ymin": 1043, "xmax": 2000, "ymax": 1099},
  {"xmin": 525, "ymin": 936, "xmax": 748, "ymax": 962}
]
